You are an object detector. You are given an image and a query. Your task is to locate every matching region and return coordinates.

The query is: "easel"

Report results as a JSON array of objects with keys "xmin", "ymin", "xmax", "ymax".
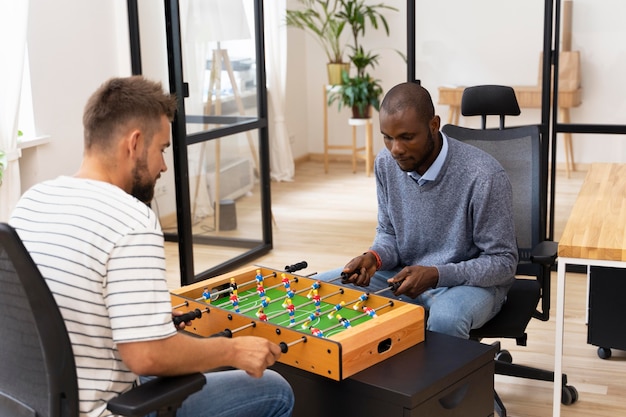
[{"xmin": 192, "ymin": 43, "xmax": 260, "ymax": 232}]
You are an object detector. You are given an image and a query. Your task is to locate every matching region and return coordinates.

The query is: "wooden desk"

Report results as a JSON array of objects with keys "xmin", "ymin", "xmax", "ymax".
[
  {"xmin": 272, "ymin": 331, "xmax": 497, "ymax": 417},
  {"xmin": 438, "ymin": 85, "xmax": 581, "ymax": 177},
  {"xmin": 554, "ymin": 163, "xmax": 626, "ymax": 416}
]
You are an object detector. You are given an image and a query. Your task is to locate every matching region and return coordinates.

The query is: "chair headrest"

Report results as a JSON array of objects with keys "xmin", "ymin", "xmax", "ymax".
[{"xmin": 461, "ymin": 85, "xmax": 521, "ymax": 117}]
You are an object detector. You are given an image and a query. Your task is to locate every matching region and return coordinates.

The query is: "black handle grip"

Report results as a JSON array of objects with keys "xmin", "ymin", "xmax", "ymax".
[
  {"xmin": 389, "ymin": 280, "xmax": 402, "ymax": 292},
  {"xmin": 173, "ymin": 308, "xmax": 202, "ymax": 326},
  {"xmin": 340, "ymin": 271, "xmax": 352, "ymax": 284},
  {"xmin": 209, "ymin": 329, "xmax": 233, "ymax": 338},
  {"xmin": 285, "ymin": 261, "xmax": 308, "ymax": 273}
]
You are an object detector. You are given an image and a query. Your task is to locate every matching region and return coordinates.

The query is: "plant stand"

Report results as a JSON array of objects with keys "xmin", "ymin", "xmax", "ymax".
[
  {"xmin": 348, "ymin": 117, "xmax": 373, "ymax": 176},
  {"xmin": 323, "ymin": 86, "xmax": 374, "ymax": 176}
]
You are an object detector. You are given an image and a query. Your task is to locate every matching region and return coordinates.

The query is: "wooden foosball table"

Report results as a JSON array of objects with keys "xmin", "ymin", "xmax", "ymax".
[
  {"xmin": 172, "ymin": 264, "xmax": 497, "ymax": 416},
  {"xmin": 171, "ymin": 265, "xmax": 426, "ymax": 381}
]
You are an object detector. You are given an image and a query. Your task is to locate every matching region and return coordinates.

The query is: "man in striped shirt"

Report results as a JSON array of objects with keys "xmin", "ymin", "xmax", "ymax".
[{"xmin": 10, "ymin": 76, "xmax": 294, "ymax": 417}]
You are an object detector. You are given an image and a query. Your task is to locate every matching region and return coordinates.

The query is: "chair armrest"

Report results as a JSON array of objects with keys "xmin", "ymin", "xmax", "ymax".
[
  {"xmin": 107, "ymin": 373, "xmax": 206, "ymax": 417},
  {"xmin": 530, "ymin": 240, "xmax": 558, "ymax": 265}
]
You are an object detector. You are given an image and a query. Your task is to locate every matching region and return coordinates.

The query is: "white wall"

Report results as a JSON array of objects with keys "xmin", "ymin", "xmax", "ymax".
[
  {"xmin": 20, "ymin": 0, "xmax": 131, "ymax": 191},
  {"xmin": 286, "ymin": 0, "xmax": 626, "ymax": 166},
  {"xmin": 19, "ymin": 0, "xmax": 626, "ymax": 194}
]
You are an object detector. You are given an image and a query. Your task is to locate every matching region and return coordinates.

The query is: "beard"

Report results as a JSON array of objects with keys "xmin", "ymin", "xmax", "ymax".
[
  {"xmin": 397, "ymin": 130, "xmax": 436, "ymax": 173},
  {"xmin": 131, "ymin": 156, "xmax": 156, "ymax": 204}
]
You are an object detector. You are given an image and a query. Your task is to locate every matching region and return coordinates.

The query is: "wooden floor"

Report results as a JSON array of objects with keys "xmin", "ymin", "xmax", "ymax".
[{"xmin": 166, "ymin": 160, "xmax": 626, "ymax": 417}]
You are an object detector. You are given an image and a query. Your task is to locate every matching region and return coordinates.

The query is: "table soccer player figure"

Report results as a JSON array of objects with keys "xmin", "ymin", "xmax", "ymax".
[{"xmin": 202, "ymin": 287, "xmax": 211, "ymax": 302}]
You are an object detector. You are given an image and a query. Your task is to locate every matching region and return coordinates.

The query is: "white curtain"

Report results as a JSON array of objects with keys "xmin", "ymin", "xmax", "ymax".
[
  {"xmin": 264, "ymin": 0, "xmax": 294, "ymax": 181},
  {"xmin": 0, "ymin": 0, "xmax": 29, "ymax": 221}
]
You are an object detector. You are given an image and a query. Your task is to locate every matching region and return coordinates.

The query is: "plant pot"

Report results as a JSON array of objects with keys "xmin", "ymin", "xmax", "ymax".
[
  {"xmin": 352, "ymin": 104, "xmax": 372, "ymax": 119},
  {"xmin": 327, "ymin": 63, "xmax": 350, "ymax": 85}
]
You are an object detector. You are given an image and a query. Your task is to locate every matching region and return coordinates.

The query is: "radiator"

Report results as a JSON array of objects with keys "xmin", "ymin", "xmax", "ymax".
[{"xmin": 205, "ymin": 157, "xmax": 254, "ymax": 202}]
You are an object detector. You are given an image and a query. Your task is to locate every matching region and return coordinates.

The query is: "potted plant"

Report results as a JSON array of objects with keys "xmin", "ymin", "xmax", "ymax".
[
  {"xmin": 327, "ymin": 0, "xmax": 397, "ymax": 118},
  {"xmin": 337, "ymin": 0, "xmax": 396, "ymax": 70},
  {"xmin": 286, "ymin": 0, "xmax": 349, "ymax": 85},
  {"xmin": 327, "ymin": 69, "xmax": 383, "ymax": 118}
]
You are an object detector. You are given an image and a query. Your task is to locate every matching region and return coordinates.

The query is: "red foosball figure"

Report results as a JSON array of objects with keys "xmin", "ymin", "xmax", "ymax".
[
  {"xmin": 363, "ymin": 306, "xmax": 378, "ymax": 318},
  {"xmin": 230, "ymin": 293, "xmax": 240, "ymax": 313},
  {"xmin": 310, "ymin": 327, "xmax": 324, "ymax": 337},
  {"xmin": 281, "ymin": 273, "xmax": 291, "ymax": 290},
  {"xmin": 312, "ymin": 294, "xmax": 321, "ymax": 314},
  {"xmin": 284, "ymin": 298, "xmax": 296, "ymax": 327},
  {"xmin": 256, "ymin": 306, "xmax": 268, "ymax": 322}
]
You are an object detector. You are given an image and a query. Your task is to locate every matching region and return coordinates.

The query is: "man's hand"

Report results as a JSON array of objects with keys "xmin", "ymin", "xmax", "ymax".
[
  {"xmin": 228, "ymin": 336, "xmax": 283, "ymax": 378},
  {"xmin": 340, "ymin": 252, "xmax": 378, "ymax": 287},
  {"xmin": 388, "ymin": 265, "xmax": 439, "ymax": 298},
  {"xmin": 172, "ymin": 309, "xmax": 192, "ymax": 330}
]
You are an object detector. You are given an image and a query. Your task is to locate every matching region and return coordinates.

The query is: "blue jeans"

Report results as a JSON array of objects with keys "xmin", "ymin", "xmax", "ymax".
[
  {"xmin": 313, "ymin": 267, "xmax": 503, "ymax": 339},
  {"xmin": 141, "ymin": 369, "xmax": 294, "ymax": 417}
]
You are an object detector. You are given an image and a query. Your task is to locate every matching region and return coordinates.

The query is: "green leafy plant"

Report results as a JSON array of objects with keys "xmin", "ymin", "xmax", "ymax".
[
  {"xmin": 348, "ymin": 45, "xmax": 380, "ymax": 78},
  {"xmin": 337, "ymin": 0, "xmax": 396, "ymax": 75},
  {"xmin": 327, "ymin": 69, "xmax": 383, "ymax": 118},
  {"xmin": 326, "ymin": 0, "xmax": 395, "ymax": 118},
  {"xmin": 286, "ymin": 0, "xmax": 347, "ymax": 64}
]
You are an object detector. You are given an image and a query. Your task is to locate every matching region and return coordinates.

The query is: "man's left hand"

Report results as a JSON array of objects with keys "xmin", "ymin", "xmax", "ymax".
[{"xmin": 388, "ymin": 265, "xmax": 439, "ymax": 298}]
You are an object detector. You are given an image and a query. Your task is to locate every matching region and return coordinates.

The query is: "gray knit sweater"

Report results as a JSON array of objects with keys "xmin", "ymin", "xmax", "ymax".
[{"xmin": 371, "ymin": 135, "xmax": 518, "ymax": 300}]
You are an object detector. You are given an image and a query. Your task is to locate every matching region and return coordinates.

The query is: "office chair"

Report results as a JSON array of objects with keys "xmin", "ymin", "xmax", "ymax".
[
  {"xmin": 441, "ymin": 85, "xmax": 578, "ymax": 417},
  {"xmin": 0, "ymin": 222, "xmax": 206, "ymax": 417}
]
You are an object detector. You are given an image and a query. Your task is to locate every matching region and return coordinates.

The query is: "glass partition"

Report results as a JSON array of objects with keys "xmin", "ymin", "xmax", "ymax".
[{"xmin": 134, "ymin": 0, "xmax": 271, "ymax": 286}]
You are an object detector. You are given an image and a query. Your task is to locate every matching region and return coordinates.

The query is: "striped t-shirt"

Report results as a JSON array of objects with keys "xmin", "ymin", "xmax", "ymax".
[{"xmin": 10, "ymin": 176, "xmax": 177, "ymax": 417}]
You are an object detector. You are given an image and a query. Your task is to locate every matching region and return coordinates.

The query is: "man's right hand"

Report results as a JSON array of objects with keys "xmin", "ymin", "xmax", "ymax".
[
  {"xmin": 340, "ymin": 252, "xmax": 378, "ymax": 287},
  {"xmin": 227, "ymin": 336, "xmax": 283, "ymax": 378}
]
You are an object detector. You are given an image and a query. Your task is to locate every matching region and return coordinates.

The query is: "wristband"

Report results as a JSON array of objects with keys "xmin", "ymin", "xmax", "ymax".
[{"xmin": 364, "ymin": 249, "xmax": 382, "ymax": 271}]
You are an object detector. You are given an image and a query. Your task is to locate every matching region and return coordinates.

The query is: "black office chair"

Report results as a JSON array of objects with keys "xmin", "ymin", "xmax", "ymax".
[
  {"xmin": 441, "ymin": 85, "xmax": 578, "ymax": 417},
  {"xmin": 0, "ymin": 222, "xmax": 206, "ymax": 417}
]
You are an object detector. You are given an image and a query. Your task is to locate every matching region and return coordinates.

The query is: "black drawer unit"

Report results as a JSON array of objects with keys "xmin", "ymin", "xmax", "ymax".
[
  {"xmin": 588, "ymin": 266, "xmax": 626, "ymax": 359},
  {"xmin": 272, "ymin": 331, "xmax": 496, "ymax": 417}
]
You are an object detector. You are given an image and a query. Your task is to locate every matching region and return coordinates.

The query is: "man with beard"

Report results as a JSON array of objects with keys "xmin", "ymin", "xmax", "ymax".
[
  {"xmin": 9, "ymin": 76, "xmax": 294, "ymax": 417},
  {"xmin": 315, "ymin": 82, "xmax": 518, "ymax": 339}
]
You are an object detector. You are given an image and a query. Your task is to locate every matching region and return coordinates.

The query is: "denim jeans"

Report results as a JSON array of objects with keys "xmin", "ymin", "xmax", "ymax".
[
  {"xmin": 141, "ymin": 369, "xmax": 294, "ymax": 417},
  {"xmin": 313, "ymin": 267, "xmax": 503, "ymax": 339}
]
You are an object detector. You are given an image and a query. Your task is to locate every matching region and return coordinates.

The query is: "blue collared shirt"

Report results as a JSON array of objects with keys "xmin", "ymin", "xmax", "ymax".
[{"xmin": 407, "ymin": 132, "xmax": 449, "ymax": 186}]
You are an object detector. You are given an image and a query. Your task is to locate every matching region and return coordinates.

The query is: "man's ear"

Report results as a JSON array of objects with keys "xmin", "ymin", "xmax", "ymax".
[
  {"xmin": 430, "ymin": 115, "xmax": 441, "ymax": 134},
  {"xmin": 125, "ymin": 129, "xmax": 143, "ymax": 160}
]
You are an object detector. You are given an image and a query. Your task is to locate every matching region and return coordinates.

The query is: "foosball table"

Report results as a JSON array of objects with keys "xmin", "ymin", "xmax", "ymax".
[{"xmin": 170, "ymin": 264, "xmax": 425, "ymax": 381}]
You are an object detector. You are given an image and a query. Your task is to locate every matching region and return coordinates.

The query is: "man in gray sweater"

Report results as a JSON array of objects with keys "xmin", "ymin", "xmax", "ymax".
[{"xmin": 317, "ymin": 82, "xmax": 518, "ymax": 339}]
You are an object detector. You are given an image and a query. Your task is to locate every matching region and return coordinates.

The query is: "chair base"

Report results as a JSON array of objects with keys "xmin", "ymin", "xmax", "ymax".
[{"xmin": 494, "ymin": 360, "xmax": 579, "ymax": 414}]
